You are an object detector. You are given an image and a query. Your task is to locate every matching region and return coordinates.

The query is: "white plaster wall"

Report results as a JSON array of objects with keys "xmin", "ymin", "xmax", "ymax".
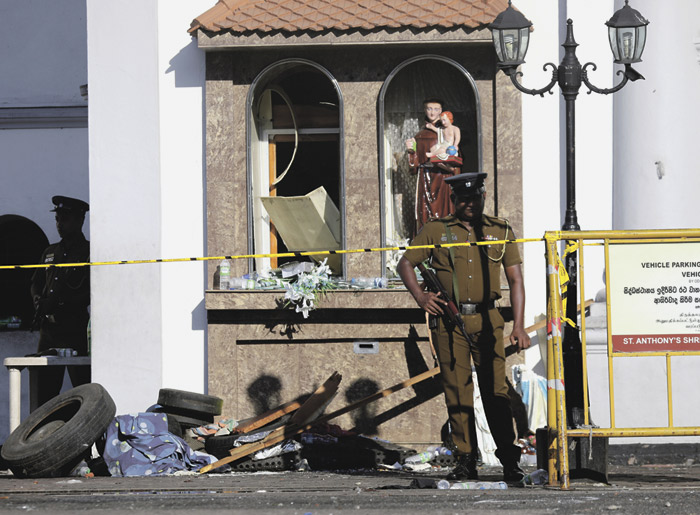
[
  {"xmin": 607, "ymin": 0, "xmax": 700, "ymax": 444},
  {"xmin": 613, "ymin": 0, "xmax": 700, "ymax": 230},
  {"xmin": 0, "ymin": 0, "xmax": 89, "ymax": 236},
  {"xmin": 517, "ymin": 0, "xmax": 563, "ymax": 371},
  {"xmin": 157, "ymin": 1, "xmax": 211, "ymax": 392},
  {"xmin": 87, "ymin": 0, "xmax": 209, "ymax": 414},
  {"xmin": 517, "ymin": 0, "xmax": 614, "ymax": 370},
  {"xmin": 1, "ymin": 0, "xmax": 86, "ymax": 107},
  {"xmin": 0, "ymin": 129, "xmax": 89, "ymax": 240}
]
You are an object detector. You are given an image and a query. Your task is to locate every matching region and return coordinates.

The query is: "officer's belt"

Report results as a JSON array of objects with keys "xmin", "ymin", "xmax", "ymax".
[{"xmin": 459, "ymin": 301, "xmax": 495, "ymax": 315}]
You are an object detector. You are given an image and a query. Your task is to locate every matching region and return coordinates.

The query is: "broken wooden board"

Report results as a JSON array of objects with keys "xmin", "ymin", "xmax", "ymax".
[
  {"xmin": 233, "ymin": 399, "xmax": 304, "ymax": 435},
  {"xmin": 289, "ymin": 371, "xmax": 341, "ymax": 426},
  {"xmin": 231, "ymin": 371, "xmax": 342, "ymax": 434}
]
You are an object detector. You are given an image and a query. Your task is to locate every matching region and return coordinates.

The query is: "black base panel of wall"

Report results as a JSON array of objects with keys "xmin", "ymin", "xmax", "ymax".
[{"xmin": 207, "ymin": 309, "xmax": 425, "ymax": 325}]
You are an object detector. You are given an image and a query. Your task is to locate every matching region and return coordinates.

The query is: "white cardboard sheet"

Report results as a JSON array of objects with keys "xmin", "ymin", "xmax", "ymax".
[{"xmin": 260, "ymin": 187, "xmax": 341, "ymax": 273}]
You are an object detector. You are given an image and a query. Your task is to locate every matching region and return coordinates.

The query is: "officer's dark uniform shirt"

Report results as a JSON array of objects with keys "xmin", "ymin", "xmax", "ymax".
[
  {"xmin": 403, "ymin": 214, "xmax": 521, "ymax": 304},
  {"xmin": 31, "ymin": 234, "xmax": 90, "ymax": 350}
]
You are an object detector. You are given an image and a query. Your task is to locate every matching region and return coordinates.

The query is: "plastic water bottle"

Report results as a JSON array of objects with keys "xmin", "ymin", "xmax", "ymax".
[
  {"xmin": 219, "ymin": 259, "xmax": 231, "ymax": 290},
  {"xmin": 445, "ymin": 481, "xmax": 508, "ymax": 490},
  {"xmin": 351, "ymin": 277, "xmax": 388, "ymax": 288},
  {"xmin": 242, "ymin": 273, "xmax": 257, "ymax": 289},
  {"xmin": 427, "ymin": 446, "xmax": 453, "ymax": 456},
  {"xmin": 404, "ymin": 451, "xmax": 434, "ymax": 464},
  {"xmin": 437, "ymin": 480, "xmax": 451, "ymax": 490},
  {"xmin": 229, "ymin": 277, "xmax": 246, "ymax": 290}
]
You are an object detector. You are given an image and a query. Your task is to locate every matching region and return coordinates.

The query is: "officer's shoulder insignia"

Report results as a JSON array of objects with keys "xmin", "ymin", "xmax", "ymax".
[{"xmin": 483, "ymin": 214, "xmax": 506, "ymax": 225}]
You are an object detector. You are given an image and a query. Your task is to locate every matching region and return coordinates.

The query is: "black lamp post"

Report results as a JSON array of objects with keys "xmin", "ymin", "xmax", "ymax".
[{"xmin": 490, "ymin": 1, "xmax": 649, "ymax": 425}]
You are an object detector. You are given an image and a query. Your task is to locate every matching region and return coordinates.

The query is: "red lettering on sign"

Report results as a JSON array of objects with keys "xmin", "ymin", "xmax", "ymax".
[{"xmin": 612, "ymin": 334, "xmax": 700, "ymax": 352}]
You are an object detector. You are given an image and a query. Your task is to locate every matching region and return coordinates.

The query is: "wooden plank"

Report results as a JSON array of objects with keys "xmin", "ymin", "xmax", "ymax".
[
  {"xmin": 233, "ymin": 399, "xmax": 303, "ymax": 435},
  {"xmin": 199, "ymin": 367, "xmax": 440, "ymax": 474},
  {"xmin": 289, "ymin": 371, "xmax": 341, "ymax": 426},
  {"xmin": 231, "ymin": 370, "xmax": 343, "ymax": 434}
]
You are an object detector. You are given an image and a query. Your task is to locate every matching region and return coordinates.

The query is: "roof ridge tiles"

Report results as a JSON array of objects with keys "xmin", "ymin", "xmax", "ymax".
[{"xmin": 189, "ymin": 0, "xmax": 510, "ymax": 35}]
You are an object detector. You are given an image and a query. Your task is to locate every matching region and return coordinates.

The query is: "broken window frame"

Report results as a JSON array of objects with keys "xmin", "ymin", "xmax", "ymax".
[{"xmin": 246, "ymin": 59, "xmax": 346, "ymax": 276}]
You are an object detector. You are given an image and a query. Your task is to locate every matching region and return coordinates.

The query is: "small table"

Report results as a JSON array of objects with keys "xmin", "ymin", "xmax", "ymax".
[{"xmin": 4, "ymin": 356, "xmax": 91, "ymax": 433}]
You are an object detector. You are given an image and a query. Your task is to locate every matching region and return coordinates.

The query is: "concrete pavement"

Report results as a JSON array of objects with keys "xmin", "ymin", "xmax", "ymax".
[{"xmin": 0, "ymin": 463, "xmax": 699, "ymax": 513}]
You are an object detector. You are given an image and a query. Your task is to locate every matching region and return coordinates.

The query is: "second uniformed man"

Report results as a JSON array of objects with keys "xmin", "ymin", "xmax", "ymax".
[{"xmin": 31, "ymin": 195, "xmax": 91, "ymax": 406}]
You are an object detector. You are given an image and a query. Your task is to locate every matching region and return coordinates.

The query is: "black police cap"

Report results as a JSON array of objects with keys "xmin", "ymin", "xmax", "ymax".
[
  {"xmin": 444, "ymin": 172, "xmax": 487, "ymax": 196},
  {"xmin": 51, "ymin": 196, "xmax": 89, "ymax": 214}
]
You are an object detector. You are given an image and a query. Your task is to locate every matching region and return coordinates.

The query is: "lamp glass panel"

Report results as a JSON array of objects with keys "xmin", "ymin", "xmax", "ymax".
[
  {"xmin": 492, "ymin": 29, "xmax": 505, "ymax": 61},
  {"xmin": 608, "ymin": 27, "xmax": 621, "ymax": 61},
  {"xmin": 503, "ymin": 28, "xmax": 520, "ymax": 62},
  {"xmin": 518, "ymin": 28, "xmax": 531, "ymax": 62},
  {"xmin": 619, "ymin": 29, "xmax": 636, "ymax": 61},
  {"xmin": 634, "ymin": 26, "xmax": 647, "ymax": 61}
]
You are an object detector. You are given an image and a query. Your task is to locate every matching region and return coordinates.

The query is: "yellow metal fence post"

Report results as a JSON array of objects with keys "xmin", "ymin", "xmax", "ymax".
[{"xmin": 545, "ymin": 233, "xmax": 571, "ymax": 489}]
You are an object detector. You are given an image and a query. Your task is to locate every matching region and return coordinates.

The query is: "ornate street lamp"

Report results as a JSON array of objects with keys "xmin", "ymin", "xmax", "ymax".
[
  {"xmin": 490, "ymin": 0, "xmax": 648, "ymax": 234},
  {"xmin": 489, "ymin": 0, "xmax": 649, "ymax": 452}
]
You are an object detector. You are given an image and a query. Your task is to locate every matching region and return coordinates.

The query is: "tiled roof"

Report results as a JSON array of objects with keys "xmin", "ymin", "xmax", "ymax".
[{"xmin": 189, "ymin": 0, "xmax": 509, "ymax": 34}]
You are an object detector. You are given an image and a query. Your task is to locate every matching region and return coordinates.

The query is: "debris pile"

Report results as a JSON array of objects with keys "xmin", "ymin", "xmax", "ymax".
[{"xmin": 1, "ymin": 366, "xmax": 539, "ymax": 482}]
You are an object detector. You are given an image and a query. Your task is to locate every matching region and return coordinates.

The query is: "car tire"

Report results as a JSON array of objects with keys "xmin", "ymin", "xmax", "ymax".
[
  {"xmin": 157, "ymin": 389, "xmax": 223, "ymax": 416},
  {"xmin": 204, "ymin": 434, "xmax": 239, "ymax": 459},
  {"xmin": 1, "ymin": 383, "xmax": 116, "ymax": 478},
  {"xmin": 165, "ymin": 412, "xmax": 212, "ymax": 430},
  {"xmin": 154, "ymin": 405, "xmax": 215, "ymax": 425},
  {"xmin": 165, "ymin": 414, "xmax": 183, "ymax": 438}
]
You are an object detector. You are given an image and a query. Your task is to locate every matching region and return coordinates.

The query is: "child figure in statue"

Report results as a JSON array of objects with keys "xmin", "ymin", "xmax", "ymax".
[{"xmin": 425, "ymin": 111, "xmax": 461, "ymax": 160}]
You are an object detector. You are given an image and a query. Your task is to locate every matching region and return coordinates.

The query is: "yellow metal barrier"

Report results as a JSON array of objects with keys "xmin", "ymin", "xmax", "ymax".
[{"xmin": 545, "ymin": 229, "xmax": 700, "ymax": 489}]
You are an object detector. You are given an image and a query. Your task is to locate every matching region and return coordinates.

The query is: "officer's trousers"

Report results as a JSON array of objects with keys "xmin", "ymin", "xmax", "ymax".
[
  {"xmin": 433, "ymin": 308, "xmax": 520, "ymax": 463},
  {"xmin": 36, "ymin": 319, "xmax": 91, "ymax": 407}
]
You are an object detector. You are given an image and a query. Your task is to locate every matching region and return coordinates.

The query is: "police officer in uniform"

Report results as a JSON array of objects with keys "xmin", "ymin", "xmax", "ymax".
[
  {"xmin": 397, "ymin": 172, "xmax": 531, "ymax": 482},
  {"xmin": 30, "ymin": 196, "xmax": 91, "ymax": 406}
]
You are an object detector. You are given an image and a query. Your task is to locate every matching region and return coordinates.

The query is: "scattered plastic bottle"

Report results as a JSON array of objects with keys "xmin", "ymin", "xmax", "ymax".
[
  {"xmin": 427, "ymin": 446, "xmax": 453, "ymax": 456},
  {"xmin": 436, "ymin": 479, "xmax": 451, "ymax": 490},
  {"xmin": 350, "ymin": 277, "xmax": 388, "ymax": 288},
  {"xmin": 438, "ymin": 480, "xmax": 508, "ymax": 490},
  {"xmin": 229, "ymin": 277, "xmax": 246, "ymax": 290},
  {"xmin": 229, "ymin": 277, "xmax": 256, "ymax": 290},
  {"xmin": 219, "ymin": 259, "xmax": 231, "ymax": 290},
  {"xmin": 241, "ymin": 273, "xmax": 258, "ymax": 289},
  {"xmin": 521, "ymin": 469, "xmax": 548, "ymax": 485},
  {"xmin": 404, "ymin": 451, "xmax": 435, "ymax": 464}
]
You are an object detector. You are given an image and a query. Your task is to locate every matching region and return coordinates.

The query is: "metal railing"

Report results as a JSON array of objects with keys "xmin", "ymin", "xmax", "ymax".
[{"xmin": 544, "ymin": 229, "xmax": 700, "ymax": 489}]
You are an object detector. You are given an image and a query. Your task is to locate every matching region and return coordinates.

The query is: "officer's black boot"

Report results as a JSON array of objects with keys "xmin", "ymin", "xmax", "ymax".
[
  {"xmin": 446, "ymin": 453, "xmax": 478, "ymax": 481},
  {"xmin": 496, "ymin": 447, "xmax": 525, "ymax": 483}
]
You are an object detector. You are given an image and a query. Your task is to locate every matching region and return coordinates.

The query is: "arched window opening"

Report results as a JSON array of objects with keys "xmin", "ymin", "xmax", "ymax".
[
  {"xmin": 248, "ymin": 60, "xmax": 344, "ymax": 276},
  {"xmin": 0, "ymin": 215, "xmax": 49, "ymax": 329},
  {"xmin": 379, "ymin": 56, "xmax": 482, "ymax": 277}
]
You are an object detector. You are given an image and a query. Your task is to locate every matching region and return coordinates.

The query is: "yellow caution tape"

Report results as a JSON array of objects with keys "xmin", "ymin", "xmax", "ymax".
[
  {"xmin": 0, "ymin": 237, "xmax": 544, "ymax": 270},
  {"xmin": 563, "ymin": 240, "xmax": 579, "ymax": 258}
]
